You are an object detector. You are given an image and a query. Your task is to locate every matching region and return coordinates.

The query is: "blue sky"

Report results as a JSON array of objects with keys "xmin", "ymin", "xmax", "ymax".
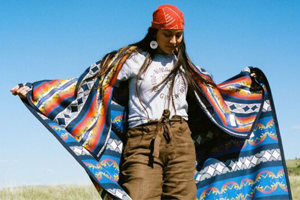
[{"xmin": 1, "ymin": 0, "xmax": 299, "ymax": 188}]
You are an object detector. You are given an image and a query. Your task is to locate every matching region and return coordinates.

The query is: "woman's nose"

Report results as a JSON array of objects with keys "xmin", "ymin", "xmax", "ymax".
[{"xmin": 170, "ymin": 36, "xmax": 177, "ymax": 46}]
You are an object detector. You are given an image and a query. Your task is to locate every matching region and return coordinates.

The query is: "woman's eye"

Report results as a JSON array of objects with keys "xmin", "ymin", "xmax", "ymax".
[{"xmin": 164, "ymin": 33, "xmax": 172, "ymax": 37}]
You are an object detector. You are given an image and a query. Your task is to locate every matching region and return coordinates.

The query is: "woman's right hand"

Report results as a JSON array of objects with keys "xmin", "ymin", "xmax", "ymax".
[{"xmin": 10, "ymin": 85, "xmax": 31, "ymax": 99}]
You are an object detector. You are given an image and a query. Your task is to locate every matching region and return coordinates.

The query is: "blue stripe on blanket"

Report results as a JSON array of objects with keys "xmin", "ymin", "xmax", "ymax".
[
  {"xmin": 66, "ymin": 79, "xmax": 99, "ymax": 133},
  {"xmin": 36, "ymin": 79, "xmax": 77, "ymax": 109}
]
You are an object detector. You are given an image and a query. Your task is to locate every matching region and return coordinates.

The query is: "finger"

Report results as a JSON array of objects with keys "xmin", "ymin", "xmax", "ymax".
[
  {"xmin": 250, "ymin": 73, "xmax": 257, "ymax": 78},
  {"xmin": 20, "ymin": 87, "xmax": 29, "ymax": 94},
  {"xmin": 20, "ymin": 90, "xmax": 28, "ymax": 98},
  {"xmin": 16, "ymin": 87, "xmax": 28, "ymax": 97},
  {"xmin": 13, "ymin": 87, "xmax": 24, "ymax": 95},
  {"xmin": 16, "ymin": 86, "xmax": 27, "ymax": 94},
  {"xmin": 10, "ymin": 85, "xmax": 20, "ymax": 94},
  {"xmin": 19, "ymin": 87, "xmax": 30, "ymax": 99}
]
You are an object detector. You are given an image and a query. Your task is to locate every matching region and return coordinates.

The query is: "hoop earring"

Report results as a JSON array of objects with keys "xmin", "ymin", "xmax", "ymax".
[{"xmin": 150, "ymin": 41, "xmax": 158, "ymax": 49}]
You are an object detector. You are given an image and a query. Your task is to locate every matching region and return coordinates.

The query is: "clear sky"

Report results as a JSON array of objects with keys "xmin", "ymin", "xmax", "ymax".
[{"xmin": 1, "ymin": 0, "xmax": 299, "ymax": 188}]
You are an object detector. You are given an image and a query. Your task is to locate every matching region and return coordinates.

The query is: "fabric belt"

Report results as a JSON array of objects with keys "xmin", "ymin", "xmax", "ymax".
[{"xmin": 148, "ymin": 109, "xmax": 184, "ymax": 167}]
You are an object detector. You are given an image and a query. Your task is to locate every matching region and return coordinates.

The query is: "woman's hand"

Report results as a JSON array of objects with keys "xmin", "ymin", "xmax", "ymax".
[
  {"xmin": 250, "ymin": 72, "xmax": 257, "ymax": 79},
  {"xmin": 10, "ymin": 85, "xmax": 30, "ymax": 99},
  {"xmin": 249, "ymin": 69, "xmax": 264, "ymax": 91},
  {"xmin": 250, "ymin": 69, "xmax": 263, "ymax": 80}
]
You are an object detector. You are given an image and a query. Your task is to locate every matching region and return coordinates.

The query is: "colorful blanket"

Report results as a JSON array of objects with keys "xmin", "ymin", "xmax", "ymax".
[{"xmin": 21, "ymin": 46, "xmax": 292, "ymax": 199}]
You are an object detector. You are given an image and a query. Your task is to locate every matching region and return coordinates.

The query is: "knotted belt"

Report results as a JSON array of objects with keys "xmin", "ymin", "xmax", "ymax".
[{"xmin": 148, "ymin": 109, "xmax": 183, "ymax": 167}]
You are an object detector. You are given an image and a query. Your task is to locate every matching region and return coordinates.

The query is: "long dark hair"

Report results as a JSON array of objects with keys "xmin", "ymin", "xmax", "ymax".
[{"xmin": 97, "ymin": 27, "xmax": 215, "ymax": 118}]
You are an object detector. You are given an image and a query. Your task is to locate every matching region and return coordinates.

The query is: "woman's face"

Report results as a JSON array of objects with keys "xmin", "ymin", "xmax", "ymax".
[{"xmin": 156, "ymin": 29, "xmax": 183, "ymax": 55}]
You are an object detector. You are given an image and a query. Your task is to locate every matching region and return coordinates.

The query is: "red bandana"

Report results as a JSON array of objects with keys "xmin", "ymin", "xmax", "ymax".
[{"xmin": 151, "ymin": 5, "xmax": 185, "ymax": 30}]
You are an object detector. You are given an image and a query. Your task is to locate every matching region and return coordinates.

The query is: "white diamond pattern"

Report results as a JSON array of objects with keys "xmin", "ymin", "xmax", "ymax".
[
  {"xmin": 251, "ymin": 156, "xmax": 258, "ymax": 165},
  {"xmin": 107, "ymin": 138, "xmax": 123, "ymax": 153},
  {"xmin": 110, "ymin": 140, "xmax": 117, "ymax": 150},
  {"xmin": 107, "ymin": 189, "xmax": 131, "ymax": 200},
  {"xmin": 244, "ymin": 158, "xmax": 251, "ymax": 168},
  {"xmin": 70, "ymin": 146, "xmax": 91, "ymax": 156},
  {"xmin": 264, "ymin": 151, "xmax": 272, "ymax": 160},
  {"xmin": 195, "ymin": 149, "xmax": 282, "ymax": 183},
  {"xmin": 216, "ymin": 163, "xmax": 224, "ymax": 173},
  {"xmin": 225, "ymin": 101, "xmax": 261, "ymax": 114},
  {"xmin": 263, "ymin": 100, "xmax": 271, "ymax": 112},
  {"xmin": 207, "ymin": 166, "xmax": 215, "ymax": 176},
  {"xmin": 272, "ymin": 150, "xmax": 281, "ymax": 160}
]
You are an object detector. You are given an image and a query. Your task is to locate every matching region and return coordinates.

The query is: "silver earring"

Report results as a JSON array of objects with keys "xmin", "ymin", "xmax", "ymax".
[{"xmin": 150, "ymin": 40, "xmax": 158, "ymax": 49}]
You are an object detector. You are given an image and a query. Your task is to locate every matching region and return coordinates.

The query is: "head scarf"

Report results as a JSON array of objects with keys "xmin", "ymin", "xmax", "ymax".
[{"xmin": 151, "ymin": 5, "xmax": 185, "ymax": 30}]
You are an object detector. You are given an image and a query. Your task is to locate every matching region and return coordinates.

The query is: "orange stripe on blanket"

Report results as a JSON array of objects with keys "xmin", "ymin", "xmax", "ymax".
[
  {"xmin": 218, "ymin": 77, "xmax": 251, "ymax": 87},
  {"xmin": 220, "ymin": 90, "xmax": 262, "ymax": 100},
  {"xmin": 90, "ymin": 87, "xmax": 113, "ymax": 151},
  {"xmin": 34, "ymin": 79, "xmax": 70, "ymax": 96},
  {"xmin": 198, "ymin": 83, "xmax": 229, "ymax": 126},
  {"xmin": 40, "ymin": 87, "xmax": 75, "ymax": 116},
  {"xmin": 71, "ymin": 93, "xmax": 99, "ymax": 139}
]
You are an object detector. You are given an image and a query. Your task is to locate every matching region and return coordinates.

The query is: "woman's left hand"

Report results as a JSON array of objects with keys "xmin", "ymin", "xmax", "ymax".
[
  {"xmin": 10, "ymin": 85, "xmax": 30, "ymax": 99},
  {"xmin": 250, "ymin": 72, "xmax": 257, "ymax": 79},
  {"xmin": 250, "ymin": 68, "xmax": 263, "ymax": 80}
]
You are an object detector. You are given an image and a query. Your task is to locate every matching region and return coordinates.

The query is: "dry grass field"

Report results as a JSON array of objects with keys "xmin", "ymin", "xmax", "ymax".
[
  {"xmin": 290, "ymin": 175, "xmax": 300, "ymax": 200},
  {"xmin": 0, "ymin": 185, "xmax": 100, "ymax": 200},
  {"xmin": 287, "ymin": 158, "xmax": 300, "ymax": 199},
  {"xmin": 1, "ymin": 159, "xmax": 299, "ymax": 200}
]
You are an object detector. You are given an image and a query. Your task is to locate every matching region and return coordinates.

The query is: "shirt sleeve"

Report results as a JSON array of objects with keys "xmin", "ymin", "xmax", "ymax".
[
  {"xmin": 116, "ymin": 52, "xmax": 146, "ymax": 84},
  {"xmin": 116, "ymin": 59, "xmax": 134, "ymax": 82}
]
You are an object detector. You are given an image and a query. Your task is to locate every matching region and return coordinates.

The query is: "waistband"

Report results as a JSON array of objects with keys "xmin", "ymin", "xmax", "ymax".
[
  {"xmin": 143, "ymin": 109, "xmax": 187, "ymax": 168},
  {"xmin": 144, "ymin": 115, "xmax": 185, "ymax": 126}
]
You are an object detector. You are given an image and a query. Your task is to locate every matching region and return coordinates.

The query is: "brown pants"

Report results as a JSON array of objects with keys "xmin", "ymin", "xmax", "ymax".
[{"xmin": 121, "ymin": 110, "xmax": 197, "ymax": 200}]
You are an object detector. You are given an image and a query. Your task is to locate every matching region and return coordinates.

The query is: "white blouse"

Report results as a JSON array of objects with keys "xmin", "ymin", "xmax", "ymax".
[{"xmin": 116, "ymin": 51, "xmax": 188, "ymax": 128}]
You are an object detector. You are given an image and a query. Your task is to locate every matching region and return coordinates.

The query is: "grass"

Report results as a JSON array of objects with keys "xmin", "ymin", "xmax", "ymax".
[
  {"xmin": 0, "ymin": 185, "xmax": 100, "ymax": 200},
  {"xmin": 1, "ymin": 159, "xmax": 299, "ymax": 200},
  {"xmin": 287, "ymin": 158, "xmax": 300, "ymax": 199},
  {"xmin": 286, "ymin": 158, "xmax": 300, "ymax": 175},
  {"xmin": 289, "ymin": 175, "xmax": 300, "ymax": 200}
]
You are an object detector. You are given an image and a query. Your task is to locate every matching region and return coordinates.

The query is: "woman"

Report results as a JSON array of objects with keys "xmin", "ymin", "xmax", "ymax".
[
  {"xmin": 115, "ymin": 5, "xmax": 204, "ymax": 200},
  {"xmin": 11, "ymin": 4, "xmax": 291, "ymax": 200}
]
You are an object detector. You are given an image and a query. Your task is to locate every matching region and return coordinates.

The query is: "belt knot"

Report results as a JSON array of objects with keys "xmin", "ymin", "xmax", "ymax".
[{"xmin": 149, "ymin": 110, "xmax": 172, "ymax": 167}]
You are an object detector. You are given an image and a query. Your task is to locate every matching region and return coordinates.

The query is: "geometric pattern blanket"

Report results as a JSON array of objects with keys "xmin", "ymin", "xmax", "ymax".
[{"xmin": 21, "ymin": 46, "xmax": 292, "ymax": 199}]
